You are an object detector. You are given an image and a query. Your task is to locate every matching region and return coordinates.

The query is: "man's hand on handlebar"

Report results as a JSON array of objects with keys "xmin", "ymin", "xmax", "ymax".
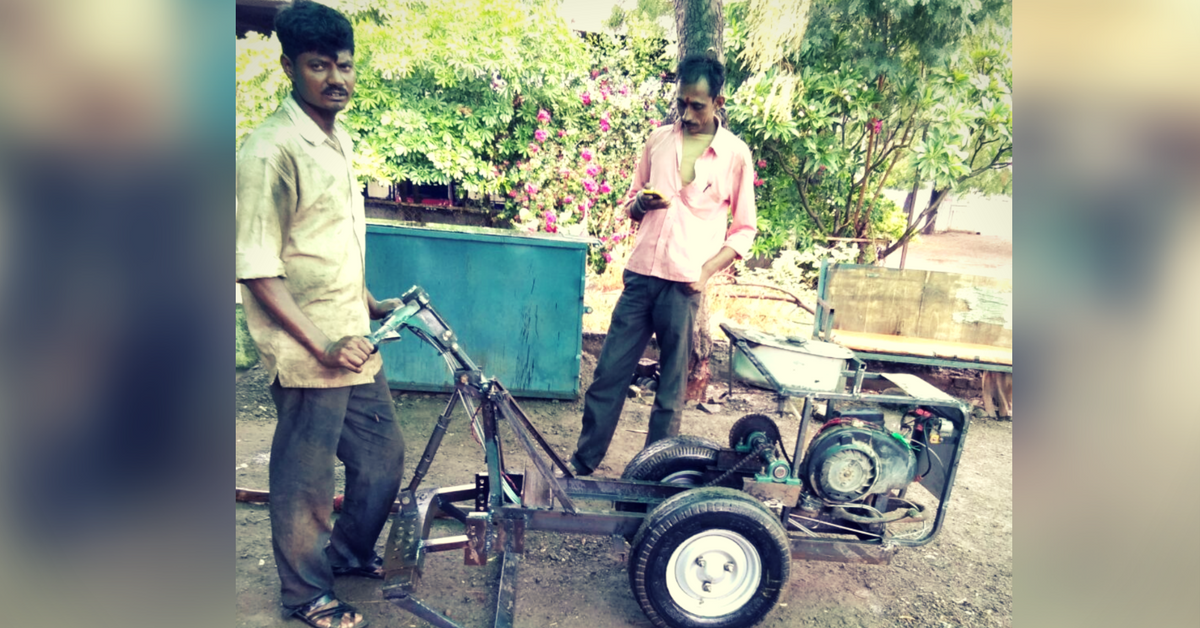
[{"xmin": 320, "ymin": 336, "xmax": 376, "ymax": 373}]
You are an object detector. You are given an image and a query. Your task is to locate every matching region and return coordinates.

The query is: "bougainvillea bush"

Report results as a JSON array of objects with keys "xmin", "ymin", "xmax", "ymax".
[{"xmin": 496, "ymin": 73, "xmax": 673, "ymax": 273}]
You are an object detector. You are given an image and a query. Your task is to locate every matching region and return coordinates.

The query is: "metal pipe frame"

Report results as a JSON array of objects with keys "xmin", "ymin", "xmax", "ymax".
[{"xmin": 375, "ymin": 286, "xmax": 973, "ymax": 628}]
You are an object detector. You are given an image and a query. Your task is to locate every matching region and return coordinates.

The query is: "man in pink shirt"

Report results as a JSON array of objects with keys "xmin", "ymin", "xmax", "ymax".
[{"xmin": 569, "ymin": 55, "xmax": 757, "ymax": 476}]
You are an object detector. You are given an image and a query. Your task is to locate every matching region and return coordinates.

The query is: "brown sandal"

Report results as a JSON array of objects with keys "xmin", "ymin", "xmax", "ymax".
[{"xmin": 290, "ymin": 594, "xmax": 369, "ymax": 628}]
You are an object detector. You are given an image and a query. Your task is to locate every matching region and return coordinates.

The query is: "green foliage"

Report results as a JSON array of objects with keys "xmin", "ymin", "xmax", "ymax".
[
  {"xmin": 735, "ymin": 243, "xmax": 858, "ymax": 294},
  {"xmin": 236, "ymin": 33, "xmax": 290, "ymax": 150},
  {"xmin": 496, "ymin": 37, "xmax": 674, "ymax": 273},
  {"xmin": 233, "ymin": 0, "xmax": 673, "ymax": 274},
  {"xmin": 723, "ymin": 0, "xmax": 1011, "ymax": 261},
  {"xmin": 339, "ymin": 0, "xmax": 591, "ymax": 193}
]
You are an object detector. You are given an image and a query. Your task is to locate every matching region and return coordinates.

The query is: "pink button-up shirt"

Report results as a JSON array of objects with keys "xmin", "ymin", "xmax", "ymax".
[{"xmin": 623, "ymin": 119, "xmax": 757, "ymax": 283}]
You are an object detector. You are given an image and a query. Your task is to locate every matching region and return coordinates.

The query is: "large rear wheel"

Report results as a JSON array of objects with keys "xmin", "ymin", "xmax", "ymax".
[{"xmin": 616, "ymin": 436, "xmax": 725, "ymax": 513}]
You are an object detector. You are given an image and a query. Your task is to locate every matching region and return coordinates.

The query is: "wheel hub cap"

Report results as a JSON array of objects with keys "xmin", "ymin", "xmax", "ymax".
[{"xmin": 665, "ymin": 529, "xmax": 761, "ymax": 617}]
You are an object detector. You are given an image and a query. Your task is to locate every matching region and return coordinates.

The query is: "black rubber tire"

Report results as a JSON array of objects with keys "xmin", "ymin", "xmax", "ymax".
[
  {"xmin": 631, "ymin": 486, "xmax": 769, "ymax": 552},
  {"xmin": 616, "ymin": 436, "xmax": 725, "ymax": 513},
  {"xmin": 628, "ymin": 487, "xmax": 791, "ymax": 628}
]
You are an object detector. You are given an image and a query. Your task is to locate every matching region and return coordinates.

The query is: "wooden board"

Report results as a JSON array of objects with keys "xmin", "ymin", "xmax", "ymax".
[
  {"xmin": 831, "ymin": 330, "xmax": 1013, "ymax": 366},
  {"xmin": 825, "ymin": 266, "xmax": 1012, "ymax": 349}
]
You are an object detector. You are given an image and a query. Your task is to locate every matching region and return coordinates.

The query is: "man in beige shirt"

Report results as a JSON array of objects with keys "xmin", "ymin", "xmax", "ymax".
[{"xmin": 235, "ymin": 3, "xmax": 402, "ymax": 627}]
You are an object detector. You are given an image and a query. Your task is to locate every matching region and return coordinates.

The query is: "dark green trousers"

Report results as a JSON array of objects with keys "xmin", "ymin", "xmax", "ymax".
[
  {"xmin": 268, "ymin": 369, "xmax": 405, "ymax": 610},
  {"xmin": 571, "ymin": 270, "xmax": 701, "ymax": 475}
]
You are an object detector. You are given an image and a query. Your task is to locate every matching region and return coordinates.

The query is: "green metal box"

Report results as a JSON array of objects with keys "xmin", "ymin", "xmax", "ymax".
[{"xmin": 365, "ymin": 220, "xmax": 591, "ymax": 399}]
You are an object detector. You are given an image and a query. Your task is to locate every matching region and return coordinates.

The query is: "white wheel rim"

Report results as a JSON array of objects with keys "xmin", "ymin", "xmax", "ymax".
[{"xmin": 664, "ymin": 529, "xmax": 762, "ymax": 617}]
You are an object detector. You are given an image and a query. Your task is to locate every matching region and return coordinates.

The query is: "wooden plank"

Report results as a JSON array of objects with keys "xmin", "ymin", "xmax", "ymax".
[
  {"xmin": 831, "ymin": 330, "xmax": 1013, "ymax": 366},
  {"xmin": 824, "ymin": 264, "xmax": 1012, "ymax": 350},
  {"xmin": 825, "ymin": 267, "xmax": 926, "ymax": 336},
  {"xmin": 852, "ymin": 352, "xmax": 1013, "ymax": 372}
]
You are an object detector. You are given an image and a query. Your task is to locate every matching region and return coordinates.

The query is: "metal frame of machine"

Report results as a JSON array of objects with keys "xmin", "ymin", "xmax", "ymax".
[{"xmin": 372, "ymin": 286, "xmax": 972, "ymax": 628}]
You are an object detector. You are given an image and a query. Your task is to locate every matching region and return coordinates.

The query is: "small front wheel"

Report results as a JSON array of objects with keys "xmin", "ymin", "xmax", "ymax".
[{"xmin": 628, "ymin": 487, "xmax": 790, "ymax": 628}]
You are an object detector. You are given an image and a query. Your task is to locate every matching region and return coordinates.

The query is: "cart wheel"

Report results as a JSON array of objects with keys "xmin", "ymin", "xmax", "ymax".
[
  {"xmin": 628, "ymin": 487, "xmax": 790, "ymax": 628},
  {"xmin": 617, "ymin": 436, "xmax": 725, "ymax": 513}
]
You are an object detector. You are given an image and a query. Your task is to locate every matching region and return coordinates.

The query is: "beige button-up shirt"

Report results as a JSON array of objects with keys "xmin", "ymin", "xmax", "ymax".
[{"xmin": 235, "ymin": 96, "xmax": 381, "ymax": 388}]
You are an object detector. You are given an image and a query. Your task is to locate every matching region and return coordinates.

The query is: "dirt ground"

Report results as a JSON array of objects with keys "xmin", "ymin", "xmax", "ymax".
[{"xmin": 235, "ymin": 358, "xmax": 1012, "ymax": 628}]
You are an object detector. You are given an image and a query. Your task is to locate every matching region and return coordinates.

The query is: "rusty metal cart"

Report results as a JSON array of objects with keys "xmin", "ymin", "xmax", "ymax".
[{"xmin": 372, "ymin": 287, "xmax": 972, "ymax": 628}]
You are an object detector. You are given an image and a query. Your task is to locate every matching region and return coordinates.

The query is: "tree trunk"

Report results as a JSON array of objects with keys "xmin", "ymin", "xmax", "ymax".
[
  {"xmin": 674, "ymin": 0, "xmax": 724, "ymax": 62},
  {"xmin": 921, "ymin": 189, "xmax": 947, "ymax": 235},
  {"xmin": 674, "ymin": 0, "xmax": 724, "ymax": 402}
]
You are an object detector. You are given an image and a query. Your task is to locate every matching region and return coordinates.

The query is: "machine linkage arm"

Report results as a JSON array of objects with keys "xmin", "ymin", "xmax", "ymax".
[{"xmin": 368, "ymin": 286, "xmax": 480, "ymax": 375}]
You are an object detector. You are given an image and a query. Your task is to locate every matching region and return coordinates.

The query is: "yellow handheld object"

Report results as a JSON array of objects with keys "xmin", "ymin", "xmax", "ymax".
[{"xmin": 640, "ymin": 188, "xmax": 665, "ymax": 200}]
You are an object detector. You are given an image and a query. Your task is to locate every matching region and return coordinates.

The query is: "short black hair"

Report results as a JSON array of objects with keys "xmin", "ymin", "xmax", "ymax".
[
  {"xmin": 274, "ymin": 1, "xmax": 355, "ymax": 62},
  {"xmin": 676, "ymin": 55, "xmax": 725, "ymax": 98}
]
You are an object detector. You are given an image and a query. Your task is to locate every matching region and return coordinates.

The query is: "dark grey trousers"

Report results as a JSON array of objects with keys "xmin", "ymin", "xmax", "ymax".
[
  {"xmin": 268, "ymin": 368, "xmax": 405, "ymax": 610},
  {"xmin": 571, "ymin": 270, "xmax": 701, "ymax": 475}
]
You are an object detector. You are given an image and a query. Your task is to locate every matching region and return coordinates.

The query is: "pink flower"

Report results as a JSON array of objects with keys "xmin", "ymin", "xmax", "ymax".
[
  {"xmin": 581, "ymin": 91, "xmax": 592, "ymax": 106},
  {"xmin": 580, "ymin": 148, "xmax": 594, "ymax": 162},
  {"xmin": 649, "ymin": 119, "xmax": 661, "ymax": 128},
  {"xmin": 528, "ymin": 143, "xmax": 539, "ymax": 154},
  {"xmin": 870, "ymin": 118, "xmax": 882, "ymax": 134},
  {"xmin": 563, "ymin": 195, "xmax": 574, "ymax": 204},
  {"xmin": 599, "ymin": 181, "xmax": 612, "ymax": 194},
  {"xmin": 599, "ymin": 118, "xmax": 610, "ymax": 132},
  {"xmin": 559, "ymin": 168, "xmax": 572, "ymax": 179},
  {"xmin": 756, "ymin": 159, "xmax": 767, "ymax": 168},
  {"xmin": 534, "ymin": 129, "xmax": 548, "ymax": 143},
  {"xmin": 585, "ymin": 164, "xmax": 600, "ymax": 177},
  {"xmin": 603, "ymin": 252, "xmax": 613, "ymax": 263},
  {"xmin": 591, "ymin": 69, "xmax": 600, "ymax": 79},
  {"xmin": 577, "ymin": 203, "xmax": 587, "ymax": 213},
  {"xmin": 507, "ymin": 189, "xmax": 517, "ymax": 198},
  {"xmin": 582, "ymin": 178, "xmax": 599, "ymax": 194},
  {"xmin": 753, "ymin": 178, "xmax": 765, "ymax": 187},
  {"xmin": 525, "ymin": 183, "xmax": 539, "ymax": 195},
  {"xmin": 543, "ymin": 211, "xmax": 556, "ymax": 224},
  {"xmin": 537, "ymin": 109, "xmax": 551, "ymax": 124},
  {"xmin": 618, "ymin": 85, "xmax": 629, "ymax": 96},
  {"xmin": 557, "ymin": 129, "xmax": 566, "ymax": 137}
]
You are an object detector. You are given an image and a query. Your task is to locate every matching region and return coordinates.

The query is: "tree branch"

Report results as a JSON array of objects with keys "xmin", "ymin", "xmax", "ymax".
[
  {"xmin": 861, "ymin": 148, "xmax": 904, "ymax": 235},
  {"xmin": 765, "ymin": 143, "xmax": 825, "ymax": 233},
  {"xmin": 878, "ymin": 189, "xmax": 951, "ymax": 259}
]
